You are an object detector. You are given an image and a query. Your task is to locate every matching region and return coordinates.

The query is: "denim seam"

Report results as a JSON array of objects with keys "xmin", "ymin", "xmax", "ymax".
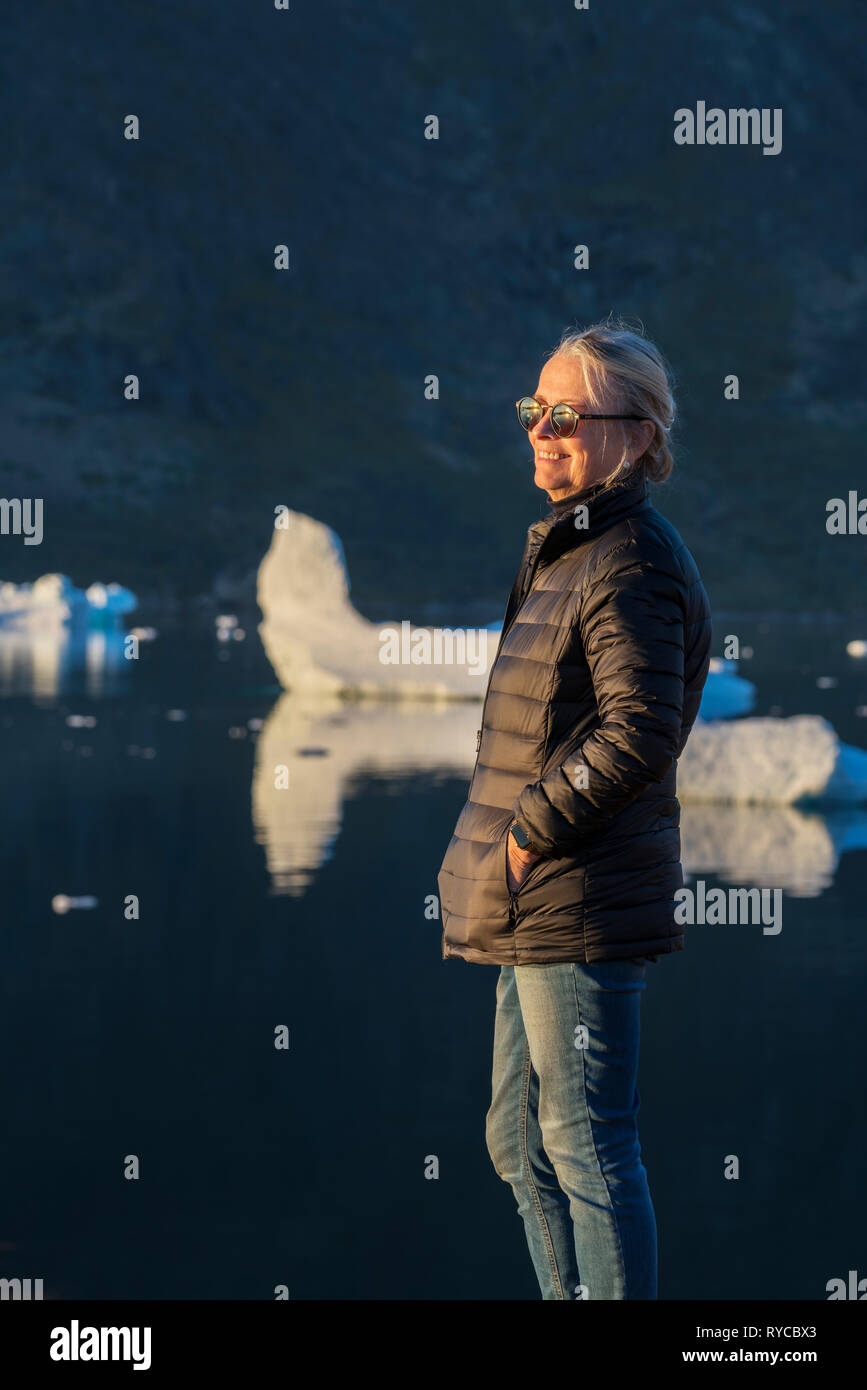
[
  {"xmin": 569, "ymin": 963, "xmax": 628, "ymax": 1299},
  {"xmin": 519, "ymin": 1040, "xmax": 565, "ymax": 1300}
]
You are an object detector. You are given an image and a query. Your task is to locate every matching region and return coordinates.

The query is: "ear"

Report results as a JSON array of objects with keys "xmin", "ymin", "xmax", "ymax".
[{"xmin": 630, "ymin": 419, "xmax": 655, "ymax": 461}]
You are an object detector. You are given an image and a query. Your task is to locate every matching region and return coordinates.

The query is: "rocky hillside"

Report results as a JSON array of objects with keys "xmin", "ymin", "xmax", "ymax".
[{"xmin": 1, "ymin": 0, "xmax": 865, "ymax": 617}]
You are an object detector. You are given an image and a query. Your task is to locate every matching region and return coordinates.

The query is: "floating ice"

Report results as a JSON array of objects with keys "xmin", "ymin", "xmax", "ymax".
[
  {"xmin": 258, "ymin": 510, "xmax": 752, "ymax": 716},
  {"xmin": 51, "ymin": 894, "xmax": 99, "ymax": 914},
  {"xmin": 256, "ymin": 512, "xmax": 866, "ymax": 808},
  {"xmin": 0, "ymin": 575, "xmax": 139, "ymax": 697},
  {"xmin": 0, "ymin": 574, "xmax": 137, "ymax": 630},
  {"xmin": 250, "ymin": 694, "xmax": 867, "ymax": 898},
  {"xmin": 699, "ymin": 657, "xmax": 755, "ymax": 719},
  {"xmin": 84, "ymin": 582, "xmax": 137, "ymax": 619},
  {"xmin": 258, "ymin": 511, "xmax": 492, "ymax": 698},
  {"xmin": 679, "ymin": 715, "xmax": 867, "ymax": 805}
]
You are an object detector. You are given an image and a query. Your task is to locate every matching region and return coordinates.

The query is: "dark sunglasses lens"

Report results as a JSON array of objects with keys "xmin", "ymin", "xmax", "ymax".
[
  {"xmin": 551, "ymin": 404, "xmax": 577, "ymax": 437},
  {"xmin": 518, "ymin": 398, "xmax": 542, "ymax": 430}
]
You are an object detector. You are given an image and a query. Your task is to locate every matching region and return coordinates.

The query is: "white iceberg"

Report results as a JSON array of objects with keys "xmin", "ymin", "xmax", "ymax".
[
  {"xmin": 256, "ymin": 512, "xmax": 867, "ymax": 807},
  {"xmin": 84, "ymin": 582, "xmax": 137, "ymax": 620},
  {"xmin": 0, "ymin": 573, "xmax": 137, "ymax": 630},
  {"xmin": 699, "ymin": 656, "xmax": 755, "ymax": 719},
  {"xmin": 679, "ymin": 714, "xmax": 867, "ymax": 805},
  {"xmin": 250, "ymin": 693, "xmax": 867, "ymax": 898},
  {"xmin": 0, "ymin": 574, "xmax": 138, "ymax": 698},
  {"xmin": 257, "ymin": 510, "xmax": 752, "ymax": 716},
  {"xmin": 258, "ymin": 512, "xmax": 492, "ymax": 698}
]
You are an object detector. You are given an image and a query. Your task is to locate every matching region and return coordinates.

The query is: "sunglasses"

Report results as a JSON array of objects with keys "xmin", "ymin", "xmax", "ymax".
[{"xmin": 516, "ymin": 396, "xmax": 645, "ymax": 439}]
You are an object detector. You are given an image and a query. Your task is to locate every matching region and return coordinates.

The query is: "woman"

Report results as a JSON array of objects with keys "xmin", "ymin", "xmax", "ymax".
[{"xmin": 437, "ymin": 319, "xmax": 712, "ymax": 1300}]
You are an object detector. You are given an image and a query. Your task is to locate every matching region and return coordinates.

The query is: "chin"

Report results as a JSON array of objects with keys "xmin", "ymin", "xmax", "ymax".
[
  {"xmin": 535, "ymin": 469, "xmax": 571, "ymax": 494},
  {"xmin": 538, "ymin": 477, "xmax": 575, "ymax": 498}
]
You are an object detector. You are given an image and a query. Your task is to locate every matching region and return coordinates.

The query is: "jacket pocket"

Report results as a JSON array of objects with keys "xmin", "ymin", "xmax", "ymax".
[
  {"xmin": 519, "ymin": 853, "xmax": 550, "ymax": 894},
  {"xmin": 504, "ymin": 825, "xmax": 549, "ymax": 899}
]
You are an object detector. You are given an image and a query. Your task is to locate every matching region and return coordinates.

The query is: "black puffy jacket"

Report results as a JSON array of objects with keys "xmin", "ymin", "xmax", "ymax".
[{"xmin": 437, "ymin": 472, "xmax": 712, "ymax": 965}]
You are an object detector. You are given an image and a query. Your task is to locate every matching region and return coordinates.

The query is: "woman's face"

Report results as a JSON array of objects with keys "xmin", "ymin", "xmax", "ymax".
[{"xmin": 528, "ymin": 352, "xmax": 632, "ymax": 500}]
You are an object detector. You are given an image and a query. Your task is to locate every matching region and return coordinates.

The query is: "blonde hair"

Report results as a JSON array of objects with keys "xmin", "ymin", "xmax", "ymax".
[{"xmin": 549, "ymin": 315, "xmax": 677, "ymax": 484}]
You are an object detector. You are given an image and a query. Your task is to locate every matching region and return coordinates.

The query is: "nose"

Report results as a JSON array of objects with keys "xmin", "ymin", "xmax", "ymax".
[{"xmin": 531, "ymin": 407, "xmax": 559, "ymax": 442}]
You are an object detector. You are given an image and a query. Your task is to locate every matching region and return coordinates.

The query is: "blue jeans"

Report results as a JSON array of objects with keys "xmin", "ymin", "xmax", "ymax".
[{"xmin": 485, "ymin": 961, "xmax": 657, "ymax": 1299}]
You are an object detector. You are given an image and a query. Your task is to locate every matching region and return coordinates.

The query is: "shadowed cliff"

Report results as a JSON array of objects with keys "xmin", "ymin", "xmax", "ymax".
[{"xmin": 1, "ymin": 0, "xmax": 864, "ymax": 615}]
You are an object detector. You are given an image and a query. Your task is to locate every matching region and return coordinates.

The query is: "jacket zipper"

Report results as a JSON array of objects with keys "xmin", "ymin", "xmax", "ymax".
[
  {"xmin": 471, "ymin": 530, "xmax": 551, "ymax": 782},
  {"xmin": 507, "ymin": 840, "xmax": 548, "ymax": 927},
  {"xmin": 505, "ymin": 829, "xmax": 519, "ymax": 926},
  {"xmin": 477, "ymin": 521, "xmax": 557, "ymax": 937}
]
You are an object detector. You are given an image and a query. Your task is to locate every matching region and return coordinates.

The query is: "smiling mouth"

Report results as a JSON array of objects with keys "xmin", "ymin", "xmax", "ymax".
[{"xmin": 537, "ymin": 451, "xmax": 569, "ymax": 460}]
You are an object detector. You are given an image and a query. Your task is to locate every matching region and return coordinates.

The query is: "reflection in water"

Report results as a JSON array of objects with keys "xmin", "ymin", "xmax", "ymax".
[
  {"xmin": 252, "ymin": 694, "xmax": 479, "ymax": 894},
  {"xmin": 680, "ymin": 803, "xmax": 867, "ymax": 897},
  {"xmin": 0, "ymin": 627, "xmax": 132, "ymax": 700},
  {"xmin": 252, "ymin": 694, "xmax": 867, "ymax": 900},
  {"xmin": 1, "ymin": 617, "xmax": 865, "ymax": 1299}
]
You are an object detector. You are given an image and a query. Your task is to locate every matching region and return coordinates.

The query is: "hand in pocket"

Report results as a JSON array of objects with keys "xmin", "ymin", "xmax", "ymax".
[{"xmin": 506, "ymin": 833, "xmax": 544, "ymax": 893}]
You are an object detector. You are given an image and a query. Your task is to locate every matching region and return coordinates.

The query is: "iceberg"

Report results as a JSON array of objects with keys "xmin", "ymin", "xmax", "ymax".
[
  {"xmin": 679, "ymin": 714, "xmax": 867, "ymax": 805},
  {"xmin": 258, "ymin": 512, "xmax": 492, "ymax": 698},
  {"xmin": 257, "ymin": 510, "xmax": 753, "ymax": 716},
  {"xmin": 255, "ymin": 512, "xmax": 867, "ymax": 809},
  {"xmin": 0, "ymin": 574, "xmax": 138, "ymax": 698},
  {"xmin": 250, "ymin": 693, "xmax": 867, "ymax": 899},
  {"xmin": 0, "ymin": 574, "xmax": 137, "ymax": 630},
  {"xmin": 699, "ymin": 656, "xmax": 755, "ymax": 719},
  {"xmin": 84, "ymin": 582, "xmax": 137, "ymax": 622}
]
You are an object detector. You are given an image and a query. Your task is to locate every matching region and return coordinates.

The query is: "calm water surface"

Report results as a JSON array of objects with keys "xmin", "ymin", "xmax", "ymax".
[{"xmin": 1, "ymin": 617, "xmax": 865, "ymax": 1299}]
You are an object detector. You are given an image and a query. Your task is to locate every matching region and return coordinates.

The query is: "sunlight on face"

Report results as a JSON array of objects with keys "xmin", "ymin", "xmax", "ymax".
[{"xmin": 529, "ymin": 352, "xmax": 627, "ymax": 500}]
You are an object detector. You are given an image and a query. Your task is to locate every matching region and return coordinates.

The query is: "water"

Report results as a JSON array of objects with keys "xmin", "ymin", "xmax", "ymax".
[{"xmin": 1, "ymin": 617, "xmax": 866, "ymax": 1299}]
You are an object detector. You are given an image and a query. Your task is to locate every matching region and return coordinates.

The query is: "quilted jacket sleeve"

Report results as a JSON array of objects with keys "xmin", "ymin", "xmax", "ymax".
[{"xmin": 511, "ymin": 537, "xmax": 686, "ymax": 855}]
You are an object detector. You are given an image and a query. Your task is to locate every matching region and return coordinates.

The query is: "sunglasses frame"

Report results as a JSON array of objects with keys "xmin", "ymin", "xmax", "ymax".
[{"xmin": 516, "ymin": 396, "xmax": 646, "ymax": 439}]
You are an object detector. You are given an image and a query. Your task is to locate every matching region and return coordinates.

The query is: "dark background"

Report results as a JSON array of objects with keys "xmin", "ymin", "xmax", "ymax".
[
  {"xmin": 1, "ymin": 0, "xmax": 865, "ymax": 614},
  {"xmin": 1, "ymin": 0, "xmax": 865, "ymax": 1303},
  {"xmin": 2, "ymin": 625, "xmax": 865, "ymax": 1299}
]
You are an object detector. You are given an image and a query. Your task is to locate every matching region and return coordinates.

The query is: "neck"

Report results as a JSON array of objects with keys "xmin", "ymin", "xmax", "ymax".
[
  {"xmin": 546, "ymin": 488, "xmax": 587, "ymax": 515},
  {"xmin": 545, "ymin": 469, "xmax": 642, "ymax": 515}
]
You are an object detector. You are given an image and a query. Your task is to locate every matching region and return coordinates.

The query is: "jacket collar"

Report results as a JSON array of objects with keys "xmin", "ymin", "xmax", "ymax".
[
  {"xmin": 497, "ymin": 473, "xmax": 652, "ymax": 648},
  {"xmin": 529, "ymin": 471, "xmax": 651, "ymax": 557}
]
